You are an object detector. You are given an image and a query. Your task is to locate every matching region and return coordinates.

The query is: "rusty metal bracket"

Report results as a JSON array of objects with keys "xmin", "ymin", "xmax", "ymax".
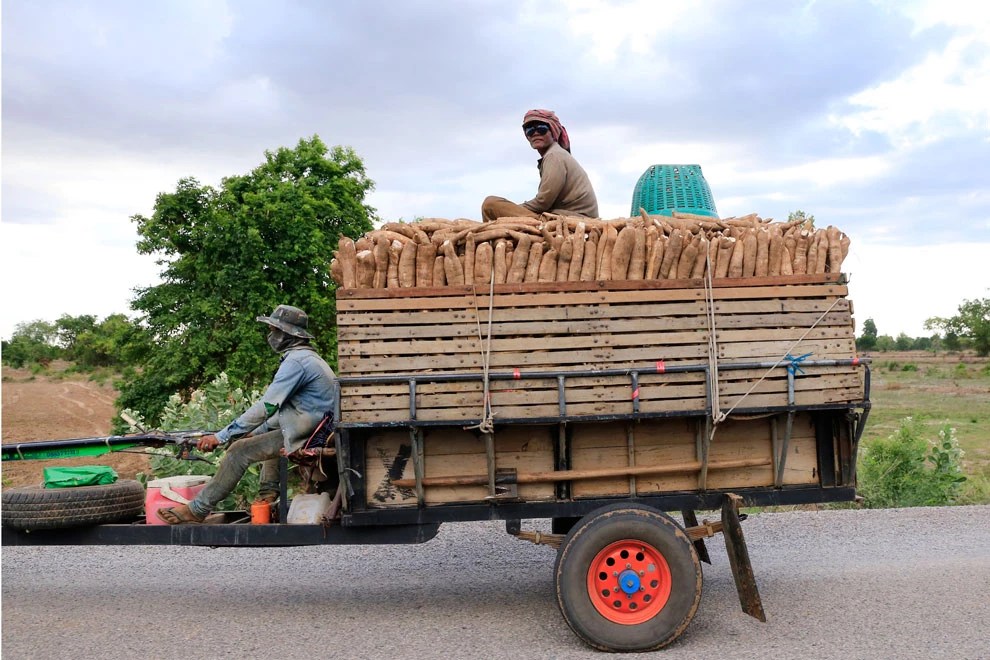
[
  {"xmin": 484, "ymin": 468, "xmax": 520, "ymax": 501},
  {"xmin": 681, "ymin": 509, "xmax": 712, "ymax": 564},
  {"xmin": 722, "ymin": 493, "xmax": 766, "ymax": 622}
]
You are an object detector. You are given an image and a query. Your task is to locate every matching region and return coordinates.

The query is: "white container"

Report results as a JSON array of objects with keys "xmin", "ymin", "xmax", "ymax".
[{"xmin": 287, "ymin": 492, "xmax": 332, "ymax": 524}]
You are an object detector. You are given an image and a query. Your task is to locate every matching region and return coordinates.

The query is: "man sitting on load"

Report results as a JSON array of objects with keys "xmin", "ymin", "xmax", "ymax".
[{"xmin": 482, "ymin": 109, "xmax": 599, "ymax": 222}]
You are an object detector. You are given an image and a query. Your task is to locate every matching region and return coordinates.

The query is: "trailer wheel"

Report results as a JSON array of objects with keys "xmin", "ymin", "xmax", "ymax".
[
  {"xmin": 554, "ymin": 503, "xmax": 702, "ymax": 652},
  {"xmin": 1, "ymin": 480, "xmax": 145, "ymax": 530}
]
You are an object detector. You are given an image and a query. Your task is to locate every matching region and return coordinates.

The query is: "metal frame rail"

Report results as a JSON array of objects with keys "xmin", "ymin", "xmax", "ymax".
[
  {"xmin": 2, "ymin": 360, "xmax": 870, "ymax": 547},
  {"xmin": 333, "ymin": 358, "xmax": 872, "ymax": 526}
]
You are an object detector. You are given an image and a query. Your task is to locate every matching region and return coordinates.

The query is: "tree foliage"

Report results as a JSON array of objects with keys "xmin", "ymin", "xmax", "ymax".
[
  {"xmin": 1, "ymin": 320, "xmax": 60, "ymax": 367},
  {"xmin": 2, "ymin": 315, "xmax": 150, "ymax": 370},
  {"xmin": 856, "ymin": 317, "xmax": 878, "ymax": 351},
  {"xmin": 787, "ymin": 210, "xmax": 815, "ymax": 227},
  {"xmin": 926, "ymin": 297, "xmax": 990, "ymax": 357},
  {"xmin": 119, "ymin": 136, "xmax": 376, "ymax": 422},
  {"xmin": 122, "ymin": 373, "xmax": 264, "ymax": 510},
  {"xmin": 65, "ymin": 313, "xmax": 152, "ymax": 369},
  {"xmin": 858, "ymin": 418, "xmax": 966, "ymax": 508}
]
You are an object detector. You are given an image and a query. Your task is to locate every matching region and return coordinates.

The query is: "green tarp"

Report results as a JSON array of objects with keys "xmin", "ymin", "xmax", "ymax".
[{"xmin": 43, "ymin": 465, "xmax": 118, "ymax": 488}]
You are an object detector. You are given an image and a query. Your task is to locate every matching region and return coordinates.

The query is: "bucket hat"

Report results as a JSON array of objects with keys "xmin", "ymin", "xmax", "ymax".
[{"xmin": 256, "ymin": 305, "xmax": 314, "ymax": 339}]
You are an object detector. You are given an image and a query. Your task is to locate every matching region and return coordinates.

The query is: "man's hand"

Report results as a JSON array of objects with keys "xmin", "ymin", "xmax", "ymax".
[{"xmin": 197, "ymin": 434, "xmax": 221, "ymax": 452}]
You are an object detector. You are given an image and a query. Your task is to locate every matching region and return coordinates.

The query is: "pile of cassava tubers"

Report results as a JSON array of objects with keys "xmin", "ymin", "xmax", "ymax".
[{"xmin": 330, "ymin": 211, "xmax": 851, "ymax": 289}]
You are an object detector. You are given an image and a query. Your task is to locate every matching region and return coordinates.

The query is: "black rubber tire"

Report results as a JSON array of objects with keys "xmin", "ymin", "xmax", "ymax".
[
  {"xmin": 1, "ymin": 479, "xmax": 145, "ymax": 530},
  {"xmin": 554, "ymin": 503, "xmax": 703, "ymax": 652}
]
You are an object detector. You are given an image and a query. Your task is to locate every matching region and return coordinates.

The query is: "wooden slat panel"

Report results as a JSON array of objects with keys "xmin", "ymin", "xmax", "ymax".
[
  {"xmin": 337, "ymin": 301, "xmax": 710, "ymax": 328},
  {"xmin": 338, "ymin": 273, "xmax": 845, "ymax": 301},
  {"xmin": 364, "ymin": 426, "xmax": 555, "ymax": 506},
  {"xmin": 338, "ymin": 279, "xmax": 863, "ymax": 424},
  {"xmin": 338, "ymin": 283, "xmax": 847, "ymax": 313}
]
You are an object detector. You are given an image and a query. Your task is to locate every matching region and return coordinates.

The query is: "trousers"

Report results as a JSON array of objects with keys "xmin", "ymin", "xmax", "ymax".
[
  {"xmin": 188, "ymin": 429, "xmax": 282, "ymax": 517},
  {"xmin": 481, "ymin": 196, "xmax": 539, "ymax": 223}
]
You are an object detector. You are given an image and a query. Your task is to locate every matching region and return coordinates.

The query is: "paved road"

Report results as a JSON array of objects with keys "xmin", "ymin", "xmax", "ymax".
[{"xmin": 3, "ymin": 505, "xmax": 989, "ymax": 659}]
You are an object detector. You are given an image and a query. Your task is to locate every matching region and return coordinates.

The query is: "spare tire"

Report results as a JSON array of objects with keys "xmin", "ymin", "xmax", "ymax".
[{"xmin": 1, "ymin": 479, "xmax": 145, "ymax": 530}]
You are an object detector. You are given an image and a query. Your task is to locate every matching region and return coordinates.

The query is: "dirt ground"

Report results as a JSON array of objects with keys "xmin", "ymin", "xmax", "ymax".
[{"xmin": 1, "ymin": 364, "xmax": 150, "ymax": 489}]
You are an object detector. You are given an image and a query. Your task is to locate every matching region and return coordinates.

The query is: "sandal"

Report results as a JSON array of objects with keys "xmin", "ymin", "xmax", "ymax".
[
  {"xmin": 156, "ymin": 504, "xmax": 206, "ymax": 525},
  {"xmin": 256, "ymin": 491, "xmax": 279, "ymax": 504}
]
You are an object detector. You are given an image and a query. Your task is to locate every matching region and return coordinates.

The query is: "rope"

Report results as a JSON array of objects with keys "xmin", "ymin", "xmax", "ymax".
[
  {"xmin": 703, "ymin": 251, "xmax": 721, "ymax": 423},
  {"xmin": 467, "ymin": 269, "xmax": 497, "ymax": 434},
  {"xmin": 711, "ymin": 295, "xmax": 844, "ymax": 427}
]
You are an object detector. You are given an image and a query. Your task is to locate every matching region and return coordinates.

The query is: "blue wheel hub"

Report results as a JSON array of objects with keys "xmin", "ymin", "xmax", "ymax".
[{"xmin": 618, "ymin": 569, "xmax": 640, "ymax": 595}]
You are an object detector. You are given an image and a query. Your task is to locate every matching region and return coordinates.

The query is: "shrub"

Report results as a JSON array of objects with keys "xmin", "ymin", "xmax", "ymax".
[
  {"xmin": 121, "ymin": 373, "xmax": 268, "ymax": 511},
  {"xmin": 900, "ymin": 363, "xmax": 918, "ymax": 372},
  {"xmin": 858, "ymin": 418, "xmax": 966, "ymax": 508}
]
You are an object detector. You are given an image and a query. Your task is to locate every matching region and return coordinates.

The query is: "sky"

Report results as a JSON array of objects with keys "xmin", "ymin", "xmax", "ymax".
[{"xmin": 2, "ymin": 0, "xmax": 988, "ymax": 341}]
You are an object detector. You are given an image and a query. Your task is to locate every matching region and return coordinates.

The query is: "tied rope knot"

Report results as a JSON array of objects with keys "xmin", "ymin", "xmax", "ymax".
[{"xmin": 785, "ymin": 352, "xmax": 812, "ymax": 376}]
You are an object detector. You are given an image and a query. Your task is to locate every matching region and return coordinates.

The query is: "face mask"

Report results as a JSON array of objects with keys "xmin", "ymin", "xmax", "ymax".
[{"xmin": 267, "ymin": 329, "xmax": 291, "ymax": 352}]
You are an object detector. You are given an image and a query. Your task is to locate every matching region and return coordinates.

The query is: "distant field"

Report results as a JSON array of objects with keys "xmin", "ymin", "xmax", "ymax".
[{"xmin": 862, "ymin": 351, "xmax": 990, "ymax": 503}]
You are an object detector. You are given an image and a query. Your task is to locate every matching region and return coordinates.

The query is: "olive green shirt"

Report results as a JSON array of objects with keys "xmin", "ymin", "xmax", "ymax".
[{"xmin": 522, "ymin": 142, "xmax": 599, "ymax": 218}]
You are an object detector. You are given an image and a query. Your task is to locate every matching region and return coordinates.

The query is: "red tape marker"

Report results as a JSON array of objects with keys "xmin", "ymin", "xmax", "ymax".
[
  {"xmin": 852, "ymin": 356, "xmax": 860, "ymax": 366},
  {"xmin": 656, "ymin": 360, "xmax": 666, "ymax": 373},
  {"xmin": 631, "ymin": 387, "xmax": 640, "ymax": 400},
  {"xmin": 513, "ymin": 368, "xmax": 521, "ymax": 380}
]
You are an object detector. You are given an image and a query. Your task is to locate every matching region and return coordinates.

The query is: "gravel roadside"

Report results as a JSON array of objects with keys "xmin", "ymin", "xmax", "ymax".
[{"xmin": 2, "ymin": 505, "xmax": 989, "ymax": 659}]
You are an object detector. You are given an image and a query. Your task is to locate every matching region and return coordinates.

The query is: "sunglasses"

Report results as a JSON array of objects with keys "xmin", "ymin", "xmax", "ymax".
[{"xmin": 524, "ymin": 124, "xmax": 550, "ymax": 138}]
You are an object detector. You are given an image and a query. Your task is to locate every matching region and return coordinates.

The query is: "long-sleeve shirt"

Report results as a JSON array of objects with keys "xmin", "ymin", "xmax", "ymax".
[
  {"xmin": 522, "ymin": 142, "xmax": 599, "ymax": 218},
  {"xmin": 215, "ymin": 346, "xmax": 338, "ymax": 452}
]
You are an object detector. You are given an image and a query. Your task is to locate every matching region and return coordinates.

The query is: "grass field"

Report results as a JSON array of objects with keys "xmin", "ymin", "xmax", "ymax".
[{"xmin": 862, "ymin": 351, "xmax": 990, "ymax": 504}]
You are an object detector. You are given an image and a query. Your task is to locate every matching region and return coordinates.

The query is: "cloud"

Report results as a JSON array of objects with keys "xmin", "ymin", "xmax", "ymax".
[{"xmin": 1, "ymin": 0, "xmax": 988, "ymax": 339}]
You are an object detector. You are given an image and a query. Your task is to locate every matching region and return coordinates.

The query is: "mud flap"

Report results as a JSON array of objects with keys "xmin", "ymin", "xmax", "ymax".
[{"xmin": 722, "ymin": 493, "xmax": 766, "ymax": 622}]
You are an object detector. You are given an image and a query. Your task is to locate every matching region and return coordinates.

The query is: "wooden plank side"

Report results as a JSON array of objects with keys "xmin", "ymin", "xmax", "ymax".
[
  {"xmin": 339, "ymin": 342, "xmax": 712, "ymax": 373},
  {"xmin": 340, "ymin": 374, "xmax": 864, "ymax": 423},
  {"xmin": 338, "ymin": 328, "xmax": 712, "ymax": 358},
  {"xmin": 336, "ymin": 299, "xmax": 850, "ymax": 335},
  {"xmin": 362, "ymin": 412, "xmax": 825, "ymax": 506},
  {"xmin": 338, "ymin": 309, "xmax": 852, "ymax": 342},
  {"xmin": 338, "ymin": 283, "xmax": 846, "ymax": 313},
  {"xmin": 338, "ymin": 300, "xmax": 710, "ymax": 329},
  {"xmin": 570, "ymin": 413, "xmax": 821, "ymax": 497},
  {"xmin": 364, "ymin": 426, "xmax": 555, "ymax": 507},
  {"xmin": 337, "ymin": 273, "xmax": 844, "ymax": 301},
  {"xmin": 570, "ymin": 419, "xmax": 698, "ymax": 497}
]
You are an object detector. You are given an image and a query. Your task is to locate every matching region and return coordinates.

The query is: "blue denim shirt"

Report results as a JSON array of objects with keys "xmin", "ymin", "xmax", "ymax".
[{"xmin": 215, "ymin": 346, "xmax": 338, "ymax": 452}]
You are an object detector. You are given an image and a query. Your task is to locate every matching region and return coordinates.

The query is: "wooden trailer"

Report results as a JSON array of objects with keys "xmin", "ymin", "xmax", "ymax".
[
  {"xmin": 329, "ymin": 272, "xmax": 869, "ymax": 650},
  {"xmin": 2, "ymin": 272, "xmax": 870, "ymax": 652}
]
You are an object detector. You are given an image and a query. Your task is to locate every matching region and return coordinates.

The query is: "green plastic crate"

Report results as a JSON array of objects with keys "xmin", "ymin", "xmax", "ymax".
[{"xmin": 630, "ymin": 164, "xmax": 718, "ymax": 218}]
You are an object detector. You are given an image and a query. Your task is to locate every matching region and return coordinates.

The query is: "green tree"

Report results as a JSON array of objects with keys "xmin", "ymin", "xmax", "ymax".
[
  {"xmin": 1, "ymin": 320, "xmax": 62, "ymax": 367},
  {"xmin": 894, "ymin": 332, "xmax": 913, "ymax": 351},
  {"xmin": 875, "ymin": 335, "xmax": 895, "ymax": 352},
  {"xmin": 119, "ymin": 136, "xmax": 376, "ymax": 422},
  {"xmin": 856, "ymin": 317, "xmax": 878, "ymax": 351},
  {"xmin": 787, "ymin": 210, "xmax": 815, "ymax": 227},
  {"xmin": 72, "ymin": 314, "xmax": 152, "ymax": 369},
  {"xmin": 926, "ymin": 297, "xmax": 990, "ymax": 357},
  {"xmin": 55, "ymin": 314, "xmax": 98, "ymax": 352}
]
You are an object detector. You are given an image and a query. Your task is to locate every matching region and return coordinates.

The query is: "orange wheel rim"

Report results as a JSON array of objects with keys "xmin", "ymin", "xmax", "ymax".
[{"xmin": 586, "ymin": 539, "xmax": 672, "ymax": 624}]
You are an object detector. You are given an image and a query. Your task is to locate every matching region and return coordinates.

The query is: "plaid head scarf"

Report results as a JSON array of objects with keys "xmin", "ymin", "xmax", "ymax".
[{"xmin": 523, "ymin": 109, "xmax": 571, "ymax": 153}]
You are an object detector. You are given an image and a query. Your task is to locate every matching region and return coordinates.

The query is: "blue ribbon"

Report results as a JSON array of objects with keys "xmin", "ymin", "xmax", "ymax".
[{"xmin": 786, "ymin": 352, "xmax": 812, "ymax": 376}]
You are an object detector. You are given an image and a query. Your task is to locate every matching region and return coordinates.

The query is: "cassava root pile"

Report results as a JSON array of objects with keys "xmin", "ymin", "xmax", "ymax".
[{"xmin": 330, "ymin": 211, "xmax": 851, "ymax": 289}]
